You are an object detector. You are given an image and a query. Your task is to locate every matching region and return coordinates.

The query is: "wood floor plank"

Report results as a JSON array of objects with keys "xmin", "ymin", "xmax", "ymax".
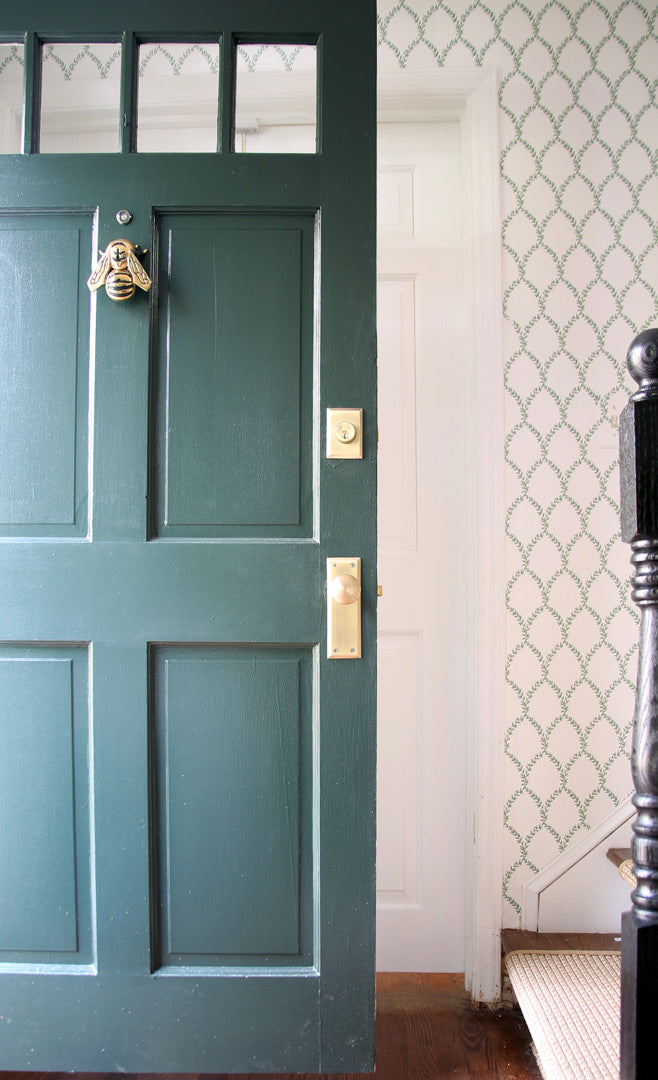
[{"xmin": 0, "ymin": 974, "xmax": 541, "ymax": 1080}]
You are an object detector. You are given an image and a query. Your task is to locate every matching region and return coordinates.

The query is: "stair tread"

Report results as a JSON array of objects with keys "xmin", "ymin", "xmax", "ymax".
[
  {"xmin": 505, "ymin": 948, "xmax": 620, "ymax": 1080},
  {"xmin": 606, "ymin": 846, "xmax": 631, "ymax": 867}
]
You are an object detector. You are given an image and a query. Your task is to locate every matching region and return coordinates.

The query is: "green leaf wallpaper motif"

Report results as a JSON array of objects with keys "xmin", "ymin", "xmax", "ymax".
[
  {"xmin": 42, "ymin": 42, "xmax": 120, "ymax": 80},
  {"xmin": 0, "ymin": 43, "xmax": 22, "ymax": 77},
  {"xmin": 139, "ymin": 44, "xmax": 220, "ymax": 77},
  {"xmin": 379, "ymin": 0, "xmax": 657, "ymax": 922}
]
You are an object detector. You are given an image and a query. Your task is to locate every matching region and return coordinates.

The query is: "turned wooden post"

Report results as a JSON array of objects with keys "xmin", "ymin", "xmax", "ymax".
[{"xmin": 619, "ymin": 328, "xmax": 658, "ymax": 1080}]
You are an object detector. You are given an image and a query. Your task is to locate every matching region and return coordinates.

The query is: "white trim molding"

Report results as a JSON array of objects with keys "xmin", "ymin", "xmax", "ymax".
[
  {"xmin": 462, "ymin": 68, "xmax": 506, "ymax": 1005},
  {"xmin": 522, "ymin": 795, "xmax": 635, "ymax": 931}
]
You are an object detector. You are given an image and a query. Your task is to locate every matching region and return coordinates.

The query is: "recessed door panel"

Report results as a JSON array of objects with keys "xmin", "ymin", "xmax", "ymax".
[
  {"xmin": 0, "ymin": 646, "xmax": 93, "ymax": 966},
  {"xmin": 0, "ymin": 214, "xmax": 90, "ymax": 536},
  {"xmin": 151, "ymin": 645, "xmax": 314, "ymax": 968},
  {"xmin": 151, "ymin": 213, "xmax": 314, "ymax": 538}
]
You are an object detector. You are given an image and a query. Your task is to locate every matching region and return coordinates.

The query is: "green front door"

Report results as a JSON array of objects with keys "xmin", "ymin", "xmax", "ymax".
[{"xmin": 0, "ymin": 2, "xmax": 376, "ymax": 1072}]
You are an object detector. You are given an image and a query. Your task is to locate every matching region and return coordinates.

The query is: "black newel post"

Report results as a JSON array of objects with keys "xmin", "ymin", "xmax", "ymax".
[{"xmin": 619, "ymin": 328, "xmax": 658, "ymax": 1080}]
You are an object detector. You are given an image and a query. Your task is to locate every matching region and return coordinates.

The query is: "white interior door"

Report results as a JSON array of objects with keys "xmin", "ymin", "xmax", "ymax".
[{"xmin": 376, "ymin": 120, "xmax": 468, "ymax": 972}]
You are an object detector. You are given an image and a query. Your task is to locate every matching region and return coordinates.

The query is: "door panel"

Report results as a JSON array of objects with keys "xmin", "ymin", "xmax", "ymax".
[
  {"xmin": 0, "ymin": 646, "xmax": 92, "ymax": 965},
  {"xmin": 151, "ymin": 644, "xmax": 313, "ymax": 967},
  {"xmin": 152, "ymin": 212, "xmax": 314, "ymax": 537},
  {"xmin": 0, "ymin": 1, "xmax": 376, "ymax": 1072},
  {"xmin": 0, "ymin": 213, "xmax": 90, "ymax": 536}
]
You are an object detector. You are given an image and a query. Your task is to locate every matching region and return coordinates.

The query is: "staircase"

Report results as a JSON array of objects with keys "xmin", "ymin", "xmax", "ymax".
[
  {"xmin": 505, "ymin": 327, "xmax": 658, "ymax": 1079},
  {"xmin": 503, "ymin": 929, "xmax": 621, "ymax": 1080},
  {"xmin": 606, "ymin": 847, "xmax": 635, "ymax": 891},
  {"xmin": 503, "ymin": 851, "xmax": 634, "ymax": 1080}
]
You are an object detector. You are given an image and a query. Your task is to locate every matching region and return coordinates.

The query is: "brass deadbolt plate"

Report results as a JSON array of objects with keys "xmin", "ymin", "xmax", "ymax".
[{"xmin": 326, "ymin": 408, "xmax": 363, "ymax": 458}]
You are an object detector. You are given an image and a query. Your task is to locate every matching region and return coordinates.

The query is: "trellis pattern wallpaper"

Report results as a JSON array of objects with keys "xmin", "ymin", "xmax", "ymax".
[{"xmin": 379, "ymin": 0, "xmax": 657, "ymax": 922}]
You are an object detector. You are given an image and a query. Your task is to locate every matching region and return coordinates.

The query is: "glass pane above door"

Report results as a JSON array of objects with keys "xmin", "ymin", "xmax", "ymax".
[
  {"xmin": 40, "ymin": 42, "xmax": 121, "ymax": 153},
  {"xmin": 6, "ymin": 38, "xmax": 318, "ymax": 156},
  {"xmin": 0, "ymin": 44, "xmax": 23, "ymax": 153},
  {"xmin": 234, "ymin": 44, "xmax": 317, "ymax": 153},
  {"xmin": 137, "ymin": 42, "xmax": 219, "ymax": 152}
]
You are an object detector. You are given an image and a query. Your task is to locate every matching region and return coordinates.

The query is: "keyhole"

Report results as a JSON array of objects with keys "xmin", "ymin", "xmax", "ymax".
[{"xmin": 335, "ymin": 421, "xmax": 357, "ymax": 444}]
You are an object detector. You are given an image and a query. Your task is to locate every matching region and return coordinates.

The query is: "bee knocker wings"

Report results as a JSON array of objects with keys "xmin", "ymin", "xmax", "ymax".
[
  {"xmin": 87, "ymin": 247, "xmax": 111, "ymax": 291},
  {"xmin": 124, "ymin": 246, "xmax": 152, "ymax": 291},
  {"xmin": 87, "ymin": 238, "xmax": 152, "ymax": 301}
]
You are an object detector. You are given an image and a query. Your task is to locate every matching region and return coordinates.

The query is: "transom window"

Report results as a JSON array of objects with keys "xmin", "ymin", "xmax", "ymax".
[
  {"xmin": 0, "ymin": 35, "xmax": 318, "ymax": 154},
  {"xmin": 0, "ymin": 43, "xmax": 24, "ymax": 152}
]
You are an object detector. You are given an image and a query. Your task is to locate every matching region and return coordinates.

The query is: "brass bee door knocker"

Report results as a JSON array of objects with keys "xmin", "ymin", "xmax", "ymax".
[{"xmin": 87, "ymin": 239, "xmax": 152, "ymax": 301}]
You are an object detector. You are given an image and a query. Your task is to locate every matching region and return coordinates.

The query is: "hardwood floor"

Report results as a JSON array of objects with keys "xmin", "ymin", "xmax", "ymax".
[{"xmin": 0, "ymin": 973, "xmax": 541, "ymax": 1080}]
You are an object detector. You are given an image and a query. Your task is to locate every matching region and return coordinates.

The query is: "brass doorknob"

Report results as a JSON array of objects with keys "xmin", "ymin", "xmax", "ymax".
[{"xmin": 330, "ymin": 574, "xmax": 361, "ymax": 605}]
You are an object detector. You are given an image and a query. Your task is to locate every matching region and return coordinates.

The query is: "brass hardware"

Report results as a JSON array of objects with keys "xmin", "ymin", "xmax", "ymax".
[
  {"xmin": 335, "ymin": 421, "xmax": 356, "ymax": 443},
  {"xmin": 327, "ymin": 558, "xmax": 361, "ymax": 658},
  {"xmin": 327, "ymin": 408, "xmax": 363, "ymax": 458},
  {"xmin": 115, "ymin": 209, "xmax": 133, "ymax": 225},
  {"xmin": 331, "ymin": 573, "xmax": 360, "ymax": 605},
  {"xmin": 377, "ymin": 585, "xmax": 383, "ymax": 597},
  {"xmin": 87, "ymin": 239, "xmax": 152, "ymax": 302}
]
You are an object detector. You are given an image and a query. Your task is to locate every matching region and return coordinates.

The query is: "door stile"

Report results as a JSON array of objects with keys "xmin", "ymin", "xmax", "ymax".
[{"xmin": 315, "ymin": 10, "xmax": 377, "ymax": 1072}]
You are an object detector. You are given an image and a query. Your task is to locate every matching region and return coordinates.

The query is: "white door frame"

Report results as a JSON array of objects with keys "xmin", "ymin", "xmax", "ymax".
[{"xmin": 378, "ymin": 67, "xmax": 506, "ymax": 1002}]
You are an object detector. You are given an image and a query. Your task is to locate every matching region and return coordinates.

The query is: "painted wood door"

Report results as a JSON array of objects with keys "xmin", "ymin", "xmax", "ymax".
[
  {"xmin": 376, "ymin": 120, "xmax": 467, "ymax": 972},
  {"xmin": 0, "ymin": 1, "xmax": 376, "ymax": 1072}
]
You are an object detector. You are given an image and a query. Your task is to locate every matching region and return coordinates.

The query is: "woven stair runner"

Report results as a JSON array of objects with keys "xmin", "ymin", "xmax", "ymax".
[{"xmin": 505, "ymin": 950, "xmax": 620, "ymax": 1080}]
